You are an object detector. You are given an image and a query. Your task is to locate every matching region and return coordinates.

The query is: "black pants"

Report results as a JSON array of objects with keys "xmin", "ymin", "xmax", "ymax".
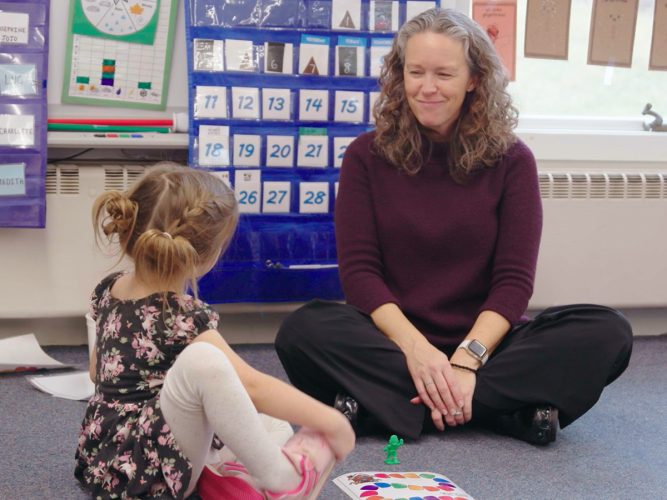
[{"xmin": 275, "ymin": 300, "xmax": 633, "ymax": 440}]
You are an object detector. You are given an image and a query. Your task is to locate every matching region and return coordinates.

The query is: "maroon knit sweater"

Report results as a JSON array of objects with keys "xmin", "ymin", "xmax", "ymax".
[{"xmin": 335, "ymin": 131, "xmax": 543, "ymax": 349}]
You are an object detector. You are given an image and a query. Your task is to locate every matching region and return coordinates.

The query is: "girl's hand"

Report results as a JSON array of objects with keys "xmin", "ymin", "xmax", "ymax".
[
  {"xmin": 405, "ymin": 339, "xmax": 464, "ymax": 425},
  {"xmin": 322, "ymin": 409, "xmax": 356, "ymax": 461}
]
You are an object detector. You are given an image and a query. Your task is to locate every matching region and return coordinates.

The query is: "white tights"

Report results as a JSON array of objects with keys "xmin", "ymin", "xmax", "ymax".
[{"xmin": 159, "ymin": 342, "xmax": 301, "ymax": 497}]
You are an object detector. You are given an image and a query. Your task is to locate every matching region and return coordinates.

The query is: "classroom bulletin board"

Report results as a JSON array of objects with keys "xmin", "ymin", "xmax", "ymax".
[
  {"xmin": 0, "ymin": 0, "xmax": 49, "ymax": 228},
  {"xmin": 185, "ymin": 0, "xmax": 441, "ymax": 303}
]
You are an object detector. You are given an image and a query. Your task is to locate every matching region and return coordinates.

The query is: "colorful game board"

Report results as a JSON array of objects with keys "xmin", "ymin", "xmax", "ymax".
[{"xmin": 333, "ymin": 471, "xmax": 475, "ymax": 500}]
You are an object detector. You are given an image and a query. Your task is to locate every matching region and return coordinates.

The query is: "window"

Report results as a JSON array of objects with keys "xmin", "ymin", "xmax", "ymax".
[{"xmin": 508, "ymin": 0, "xmax": 666, "ymax": 118}]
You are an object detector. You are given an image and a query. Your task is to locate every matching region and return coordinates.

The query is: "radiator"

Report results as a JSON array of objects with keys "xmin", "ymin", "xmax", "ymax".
[{"xmin": 1, "ymin": 163, "xmax": 666, "ymax": 318}]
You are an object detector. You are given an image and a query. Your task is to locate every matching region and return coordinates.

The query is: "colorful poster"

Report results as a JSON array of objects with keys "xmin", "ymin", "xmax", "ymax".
[
  {"xmin": 472, "ymin": 0, "xmax": 517, "ymax": 80},
  {"xmin": 333, "ymin": 471, "xmax": 475, "ymax": 499},
  {"xmin": 62, "ymin": 0, "xmax": 178, "ymax": 109},
  {"xmin": 588, "ymin": 0, "xmax": 639, "ymax": 67},
  {"xmin": 650, "ymin": 0, "xmax": 667, "ymax": 70},
  {"xmin": 72, "ymin": 0, "xmax": 160, "ymax": 45},
  {"xmin": 525, "ymin": 0, "xmax": 571, "ymax": 59}
]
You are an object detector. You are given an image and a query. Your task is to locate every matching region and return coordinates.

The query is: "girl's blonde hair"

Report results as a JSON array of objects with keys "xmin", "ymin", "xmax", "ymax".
[
  {"xmin": 373, "ymin": 8, "xmax": 518, "ymax": 183},
  {"xmin": 92, "ymin": 162, "xmax": 238, "ymax": 297}
]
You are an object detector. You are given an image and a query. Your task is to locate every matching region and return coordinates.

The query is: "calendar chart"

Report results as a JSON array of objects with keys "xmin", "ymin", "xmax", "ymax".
[{"xmin": 62, "ymin": 0, "xmax": 178, "ymax": 109}]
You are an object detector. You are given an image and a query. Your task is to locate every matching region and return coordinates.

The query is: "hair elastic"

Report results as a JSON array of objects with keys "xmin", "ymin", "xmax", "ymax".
[{"xmin": 162, "ymin": 232, "xmax": 173, "ymax": 240}]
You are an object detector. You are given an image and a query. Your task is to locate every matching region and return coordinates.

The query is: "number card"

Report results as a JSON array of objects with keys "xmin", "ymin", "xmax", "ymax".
[
  {"xmin": 198, "ymin": 125, "xmax": 230, "ymax": 166},
  {"xmin": 195, "ymin": 86, "xmax": 228, "ymax": 118},
  {"xmin": 332, "ymin": 0, "xmax": 361, "ymax": 30},
  {"xmin": 193, "ymin": 39, "xmax": 224, "ymax": 71},
  {"xmin": 299, "ymin": 182, "xmax": 330, "ymax": 213},
  {"xmin": 370, "ymin": 1, "xmax": 399, "ymax": 32},
  {"xmin": 298, "ymin": 132, "xmax": 328, "ymax": 168},
  {"xmin": 262, "ymin": 181, "xmax": 291, "ymax": 213},
  {"xmin": 299, "ymin": 34, "xmax": 330, "ymax": 76},
  {"xmin": 266, "ymin": 135, "xmax": 295, "ymax": 167},
  {"xmin": 333, "ymin": 137, "xmax": 355, "ymax": 167},
  {"xmin": 0, "ymin": 12, "xmax": 30, "ymax": 45},
  {"xmin": 299, "ymin": 89, "xmax": 329, "ymax": 121},
  {"xmin": 368, "ymin": 91, "xmax": 380, "ymax": 123},
  {"xmin": 406, "ymin": 1, "xmax": 437, "ymax": 20},
  {"xmin": 231, "ymin": 86, "xmax": 260, "ymax": 119},
  {"xmin": 235, "ymin": 169, "xmax": 261, "ymax": 214},
  {"xmin": 264, "ymin": 42, "xmax": 294, "ymax": 74},
  {"xmin": 211, "ymin": 170, "xmax": 232, "ymax": 188},
  {"xmin": 262, "ymin": 88, "xmax": 292, "ymax": 120},
  {"xmin": 336, "ymin": 37, "xmax": 366, "ymax": 76},
  {"xmin": 334, "ymin": 90, "xmax": 364, "ymax": 122},
  {"xmin": 233, "ymin": 134, "xmax": 261, "ymax": 166},
  {"xmin": 225, "ymin": 39, "xmax": 257, "ymax": 71},
  {"xmin": 0, "ymin": 114, "xmax": 34, "ymax": 146},
  {"xmin": 370, "ymin": 38, "xmax": 393, "ymax": 77}
]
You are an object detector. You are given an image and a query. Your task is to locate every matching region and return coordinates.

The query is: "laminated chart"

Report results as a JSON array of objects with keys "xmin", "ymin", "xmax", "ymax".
[
  {"xmin": 186, "ymin": 0, "xmax": 442, "ymax": 302},
  {"xmin": 0, "ymin": 0, "xmax": 49, "ymax": 228},
  {"xmin": 62, "ymin": 0, "xmax": 178, "ymax": 109}
]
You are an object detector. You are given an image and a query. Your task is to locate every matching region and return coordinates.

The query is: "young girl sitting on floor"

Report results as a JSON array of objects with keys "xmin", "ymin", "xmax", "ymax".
[{"xmin": 75, "ymin": 163, "xmax": 355, "ymax": 499}]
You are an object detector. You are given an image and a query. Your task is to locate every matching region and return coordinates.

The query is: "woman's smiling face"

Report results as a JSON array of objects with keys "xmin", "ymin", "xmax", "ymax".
[{"xmin": 403, "ymin": 31, "xmax": 476, "ymax": 140}]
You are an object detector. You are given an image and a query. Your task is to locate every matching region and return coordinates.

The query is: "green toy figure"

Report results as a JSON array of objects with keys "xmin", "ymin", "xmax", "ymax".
[{"xmin": 383, "ymin": 434, "xmax": 404, "ymax": 465}]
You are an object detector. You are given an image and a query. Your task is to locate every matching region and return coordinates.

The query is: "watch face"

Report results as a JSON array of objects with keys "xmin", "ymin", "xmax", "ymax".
[{"xmin": 468, "ymin": 340, "xmax": 487, "ymax": 358}]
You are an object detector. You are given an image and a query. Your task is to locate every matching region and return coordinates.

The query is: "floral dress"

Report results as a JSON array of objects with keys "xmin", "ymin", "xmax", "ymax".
[{"xmin": 75, "ymin": 272, "xmax": 219, "ymax": 499}]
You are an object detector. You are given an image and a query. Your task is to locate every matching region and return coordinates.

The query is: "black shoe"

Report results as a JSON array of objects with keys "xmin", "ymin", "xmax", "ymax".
[
  {"xmin": 334, "ymin": 393, "xmax": 359, "ymax": 428},
  {"xmin": 495, "ymin": 405, "xmax": 559, "ymax": 446}
]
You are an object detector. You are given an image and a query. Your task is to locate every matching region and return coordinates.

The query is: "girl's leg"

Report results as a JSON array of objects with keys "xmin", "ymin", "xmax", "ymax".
[
  {"xmin": 275, "ymin": 300, "xmax": 426, "ymax": 439},
  {"xmin": 473, "ymin": 304, "xmax": 633, "ymax": 427},
  {"xmin": 212, "ymin": 414, "xmax": 294, "ymax": 465},
  {"xmin": 160, "ymin": 342, "xmax": 301, "ymax": 497}
]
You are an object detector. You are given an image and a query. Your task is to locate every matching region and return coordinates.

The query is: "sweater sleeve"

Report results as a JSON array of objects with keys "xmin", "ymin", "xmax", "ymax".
[
  {"xmin": 480, "ymin": 140, "xmax": 543, "ymax": 324},
  {"xmin": 335, "ymin": 135, "xmax": 399, "ymax": 313}
]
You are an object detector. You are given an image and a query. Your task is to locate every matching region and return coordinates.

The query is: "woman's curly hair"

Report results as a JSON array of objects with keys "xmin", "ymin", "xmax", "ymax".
[{"xmin": 373, "ymin": 8, "xmax": 518, "ymax": 183}]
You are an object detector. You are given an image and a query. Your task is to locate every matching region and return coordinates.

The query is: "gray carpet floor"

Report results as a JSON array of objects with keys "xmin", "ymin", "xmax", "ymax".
[{"xmin": 1, "ymin": 336, "xmax": 665, "ymax": 500}]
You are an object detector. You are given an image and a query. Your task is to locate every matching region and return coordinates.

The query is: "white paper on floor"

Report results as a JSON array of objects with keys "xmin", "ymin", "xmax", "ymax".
[
  {"xmin": 27, "ymin": 370, "xmax": 94, "ymax": 401},
  {"xmin": 0, "ymin": 333, "xmax": 71, "ymax": 373}
]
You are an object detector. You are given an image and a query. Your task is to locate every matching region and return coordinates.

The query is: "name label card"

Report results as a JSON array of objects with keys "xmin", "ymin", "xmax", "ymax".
[
  {"xmin": 0, "ymin": 163, "xmax": 26, "ymax": 196},
  {"xmin": 0, "ymin": 12, "xmax": 29, "ymax": 45},
  {"xmin": 0, "ymin": 114, "xmax": 34, "ymax": 146},
  {"xmin": 0, "ymin": 64, "xmax": 37, "ymax": 96}
]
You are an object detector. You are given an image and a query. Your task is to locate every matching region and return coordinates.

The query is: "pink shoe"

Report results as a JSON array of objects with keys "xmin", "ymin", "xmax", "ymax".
[
  {"xmin": 197, "ymin": 428, "xmax": 335, "ymax": 500},
  {"xmin": 197, "ymin": 462, "xmax": 264, "ymax": 500},
  {"xmin": 266, "ymin": 428, "xmax": 336, "ymax": 500}
]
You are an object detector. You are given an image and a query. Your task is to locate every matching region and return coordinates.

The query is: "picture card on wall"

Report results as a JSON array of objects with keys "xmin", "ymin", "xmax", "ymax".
[
  {"xmin": 649, "ymin": 0, "xmax": 667, "ymax": 70},
  {"xmin": 299, "ymin": 34, "xmax": 330, "ymax": 76},
  {"xmin": 370, "ymin": 1, "xmax": 399, "ymax": 32},
  {"xmin": 264, "ymin": 41, "xmax": 293, "ymax": 74},
  {"xmin": 472, "ymin": 0, "xmax": 517, "ymax": 80},
  {"xmin": 332, "ymin": 0, "xmax": 361, "ymax": 30},
  {"xmin": 525, "ymin": 0, "xmax": 571, "ymax": 59},
  {"xmin": 588, "ymin": 0, "xmax": 639, "ymax": 67}
]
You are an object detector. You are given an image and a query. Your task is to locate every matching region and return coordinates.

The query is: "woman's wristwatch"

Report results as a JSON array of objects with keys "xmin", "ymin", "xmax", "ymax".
[{"xmin": 457, "ymin": 339, "xmax": 489, "ymax": 366}]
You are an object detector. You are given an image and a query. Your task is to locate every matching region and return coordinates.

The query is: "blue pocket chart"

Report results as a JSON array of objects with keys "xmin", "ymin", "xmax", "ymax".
[
  {"xmin": 0, "ymin": 0, "xmax": 49, "ymax": 228},
  {"xmin": 185, "ymin": 0, "xmax": 441, "ymax": 303}
]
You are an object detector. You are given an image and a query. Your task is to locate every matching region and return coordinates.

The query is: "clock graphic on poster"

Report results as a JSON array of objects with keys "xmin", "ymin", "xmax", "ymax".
[{"xmin": 73, "ymin": 0, "xmax": 161, "ymax": 44}]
